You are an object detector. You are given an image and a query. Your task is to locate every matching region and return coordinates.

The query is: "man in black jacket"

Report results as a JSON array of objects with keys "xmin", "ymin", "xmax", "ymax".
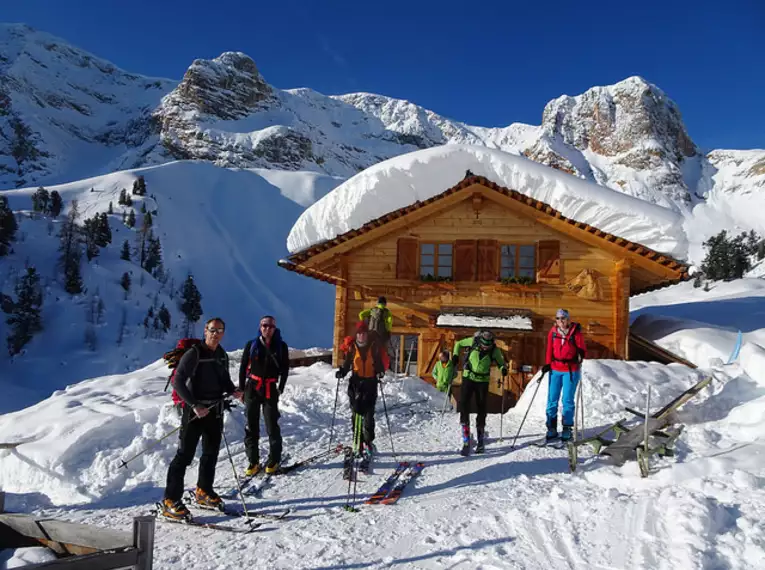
[
  {"xmin": 161, "ymin": 317, "xmax": 243, "ymax": 520},
  {"xmin": 239, "ymin": 315, "xmax": 290, "ymax": 476}
]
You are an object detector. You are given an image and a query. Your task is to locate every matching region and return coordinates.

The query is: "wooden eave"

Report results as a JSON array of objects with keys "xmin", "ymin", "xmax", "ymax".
[{"xmin": 281, "ymin": 175, "xmax": 691, "ymax": 295}]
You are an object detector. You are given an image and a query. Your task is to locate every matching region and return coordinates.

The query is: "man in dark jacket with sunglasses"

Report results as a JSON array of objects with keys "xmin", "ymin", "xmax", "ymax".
[{"xmin": 239, "ymin": 315, "xmax": 290, "ymax": 475}]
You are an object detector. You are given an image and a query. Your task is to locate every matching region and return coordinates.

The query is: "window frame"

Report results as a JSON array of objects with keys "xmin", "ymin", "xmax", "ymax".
[
  {"xmin": 419, "ymin": 242, "xmax": 453, "ymax": 279},
  {"xmin": 500, "ymin": 243, "xmax": 537, "ymax": 282}
]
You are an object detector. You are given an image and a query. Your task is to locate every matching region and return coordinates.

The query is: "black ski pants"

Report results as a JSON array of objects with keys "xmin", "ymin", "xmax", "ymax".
[
  {"xmin": 244, "ymin": 386, "xmax": 282, "ymax": 465},
  {"xmin": 459, "ymin": 378, "xmax": 489, "ymax": 432},
  {"xmin": 165, "ymin": 404, "xmax": 223, "ymax": 501},
  {"xmin": 347, "ymin": 375, "xmax": 378, "ymax": 444}
]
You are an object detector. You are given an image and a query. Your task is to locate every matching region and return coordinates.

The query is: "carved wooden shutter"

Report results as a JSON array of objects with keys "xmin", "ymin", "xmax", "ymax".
[
  {"xmin": 453, "ymin": 240, "xmax": 477, "ymax": 281},
  {"xmin": 396, "ymin": 237, "xmax": 419, "ymax": 280},
  {"xmin": 537, "ymin": 240, "xmax": 560, "ymax": 283},
  {"xmin": 477, "ymin": 239, "xmax": 499, "ymax": 281}
]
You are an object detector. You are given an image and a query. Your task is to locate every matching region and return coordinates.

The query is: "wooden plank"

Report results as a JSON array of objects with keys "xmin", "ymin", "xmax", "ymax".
[
  {"xmin": 333, "ymin": 259, "xmax": 348, "ymax": 367},
  {"xmin": 0, "ymin": 514, "xmax": 133, "ymax": 552},
  {"xmin": 612, "ymin": 259, "xmax": 630, "ymax": 359},
  {"xmin": 22, "ymin": 548, "xmax": 138, "ymax": 570}
]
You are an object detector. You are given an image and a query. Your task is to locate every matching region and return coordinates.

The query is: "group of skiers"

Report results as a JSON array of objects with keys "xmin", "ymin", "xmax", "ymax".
[{"xmin": 159, "ymin": 300, "xmax": 585, "ymax": 519}]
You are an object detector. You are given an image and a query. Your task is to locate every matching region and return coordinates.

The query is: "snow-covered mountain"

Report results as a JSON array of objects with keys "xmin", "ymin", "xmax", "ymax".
[{"xmin": 3, "ymin": 23, "xmax": 763, "ymax": 211}]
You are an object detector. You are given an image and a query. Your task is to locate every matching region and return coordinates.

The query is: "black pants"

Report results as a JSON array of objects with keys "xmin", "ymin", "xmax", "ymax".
[
  {"xmin": 459, "ymin": 378, "xmax": 489, "ymax": 432},
  {"xmin": 244, "ymin": 386, "xmax": 282, "ymax": 465},
  {"xmin": 347, "ymin": 375, "xmax": 378, "ymax": 444},
  {"xmin": 165, "ymin": 404, "xmax": 223, "ymax": 501}
]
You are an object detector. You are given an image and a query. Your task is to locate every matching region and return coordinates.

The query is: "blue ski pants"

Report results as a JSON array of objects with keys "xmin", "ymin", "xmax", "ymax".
[{"xmin": 546, "ymin": 369, "xmax": 581, "ymax": 426}]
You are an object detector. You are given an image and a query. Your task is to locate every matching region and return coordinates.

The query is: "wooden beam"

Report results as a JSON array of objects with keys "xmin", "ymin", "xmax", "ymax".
[
  {"xmin": 612, "ymin": 259, "xmax": 630, "ymax": 359},
  {"xmin": 0, "ymin": 514, "xmax": 133, "ymax": 553},
  {"xmin": 333, "ymin": 258, "xmax": 349, "ymax": 367}
]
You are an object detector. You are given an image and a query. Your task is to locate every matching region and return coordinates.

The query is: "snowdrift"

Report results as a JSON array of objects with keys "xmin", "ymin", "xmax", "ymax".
[{"xmin": 287, "ymin": 145, "xmax": 688, "ymax": 258}]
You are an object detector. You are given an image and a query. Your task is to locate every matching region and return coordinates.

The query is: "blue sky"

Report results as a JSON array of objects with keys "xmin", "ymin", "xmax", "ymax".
[{"xmin": 5, "ymin": 0, "xmax": 764, "ymax": 150}]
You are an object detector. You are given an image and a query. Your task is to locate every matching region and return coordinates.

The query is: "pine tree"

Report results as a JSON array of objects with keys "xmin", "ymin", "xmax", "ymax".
[
  {"xmin": 97, "ymin": 213, "xmax": 111, "ymax": 246},
  {"xmin": 48, "ymin": 190, "xmax": 62, "ymax": 217},
  {"xmin": 31, "ymin": 187, "xmax": 49, "ymax": 213},
  {"xmin": 758, "ymin": 240, "xmax": 765, "ymax": 261},
  {"xmin": 120, "ymin": 272, "xmax": 131, "ymax": 295},
  {"xmin": 144, "ymin": 234, "xmax": 163, "ymax": 276},
  {"xmin": 96, "ymin": 297, "xmax": 105, "ymax": 325},
  {"xmin": 118, "ymin": 188, "xmax": 127, "ymax": 206},
  {"xmin": 132, "ymin": 176, "xmax": 147, "ymax": 196},
  {"xmin": 0, "ymin": 196, "xmax": 18, "ymax": 256},
  {"xmin": 126, "ymin": 209, "xmax": 136, "ymax": 228},
  {"xmin": 6, "ymin": 266, "xmax": 43, "ymax": 356},
  {"xmin": 158, "ymin": 304, "xmax": 171, "ymax": 332},
  {"xmin": 179, "ymin": 274, "xmax": 203, "ymax": 336},
  {"xmin": 59, "ymin": 201, "xmax": 83, "ymax": 294},
  {"xmin": 143, "ymin": 211, "xmax": 152, "ymax": 228},
  {"xmin": 82, "ymin": 216, "xmax": 100, "ymax": 261},
  {"xmin": 120, "ymin": 239, "xmax": 131, "ymax": 261},
  {"xmin": 108, "ymin": 202, "xmax": 113, "ymax": 215}
]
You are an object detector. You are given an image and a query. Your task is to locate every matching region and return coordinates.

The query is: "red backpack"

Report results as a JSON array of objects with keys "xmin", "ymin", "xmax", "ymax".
[{"xmin": 163, "ymin": 338, "xmax": 203, "ymax": 407}]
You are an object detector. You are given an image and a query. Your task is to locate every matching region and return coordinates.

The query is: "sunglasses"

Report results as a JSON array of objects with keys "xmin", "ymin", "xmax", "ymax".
[
  {"xmin": 556, "ymin": 317, "xmax": 568, "ymax": 321},
  {"xmin": 207, "ymin": 327, "xmax": 225, "ymax": 334},
  {"xmin": 261, "ymin": 323, "xmax": 275, "ymax": 329}
]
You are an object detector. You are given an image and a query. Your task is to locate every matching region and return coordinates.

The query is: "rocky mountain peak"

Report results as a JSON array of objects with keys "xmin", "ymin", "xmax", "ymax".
[{"xmin": 162, "ymin": 51, "xmax": 272, "ymax": 121}]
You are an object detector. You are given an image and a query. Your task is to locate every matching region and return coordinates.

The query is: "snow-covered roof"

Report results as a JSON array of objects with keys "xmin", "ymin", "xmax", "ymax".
[
  {"xmin": 436, "ymin": 313, "xmax": 533, "ymax": 331},
  {"xmin": 286, "ymin": 145, "xmax": 688, "ymax": 259}
]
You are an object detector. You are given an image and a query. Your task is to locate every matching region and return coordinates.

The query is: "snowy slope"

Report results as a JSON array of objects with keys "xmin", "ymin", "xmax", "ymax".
[
  {"xmin": 1, "ymin": 334, "xmax": 764, "ymax": 568},
  {"xmin": 287, "ymin": 145, "xmax": 687, "ymax": 258},
  {"xmin": 0, "ymin": 24, "xmax": 175, "ymax": 187},
  {"xmin": 0, "ymin": 162, "xmax": 340, "ymax": 413}
]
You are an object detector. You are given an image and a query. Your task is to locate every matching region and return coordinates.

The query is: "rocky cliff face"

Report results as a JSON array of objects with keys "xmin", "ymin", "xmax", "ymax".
[{"xmin": 1, "ymin": 24, "xmax": 762, "ymax": 213}]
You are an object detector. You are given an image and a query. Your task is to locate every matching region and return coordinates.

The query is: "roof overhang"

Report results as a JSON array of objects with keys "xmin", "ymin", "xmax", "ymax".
[
  {"xmin": 279, "ymin": 174, "xmax": 691, "ymax": 296},
  {"xmin": 435, "ymin": 307, "xmax": 534, "ymax": 331}
]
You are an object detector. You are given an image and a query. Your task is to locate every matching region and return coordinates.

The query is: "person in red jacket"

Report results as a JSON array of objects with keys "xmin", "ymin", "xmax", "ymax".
[{"xmin": 542, "ymin": 309, "xmax": 586, "ymax": 442}]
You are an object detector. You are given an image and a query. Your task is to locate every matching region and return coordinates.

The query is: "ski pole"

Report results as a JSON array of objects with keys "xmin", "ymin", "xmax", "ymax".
[
  {"xmin": 118, "ymin": 401, "xmax": 220, "ymax": 469},
  {"xmin": 378, "ymin": 378, "xmax": 397, "ymax": 464},
  {"xmin": 510, "ymin": 370, "xmax": 545, "ymax": 450},
  {"xmin": 436, "ymin": 379, "xmax": 454, "ymax": 443},
  {"xmin": 499, "ymin": 372, "xmax": 507, "ymax": 443},
  {"xmin": 220, "ymin": 404, "xmax": 253, "ymax": 524},
  {"xmin": 328, "ymin": 370, "xmax": 344, "ymax": 452}
]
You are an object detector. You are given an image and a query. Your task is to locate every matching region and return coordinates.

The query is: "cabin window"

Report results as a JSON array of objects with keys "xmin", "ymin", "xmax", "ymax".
[
  {"xmin": 420, "ymin": 243, "xmax": 453, "ymax": 279},
  {"xmin": 500, "ymin": 244, "xmax": 536, "ymax": 280}
]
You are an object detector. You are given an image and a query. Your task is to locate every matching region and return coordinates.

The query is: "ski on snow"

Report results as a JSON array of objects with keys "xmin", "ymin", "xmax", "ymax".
[
  {"xmin": 183, "ymin": 490, "xmax": 291, "ymax": 521},
  {"xmin": 151, "ymin": 503, "xmax": 262, "ymax": 534},
  {"xmin": 365, "ymin": 461, "xmax": 409, "ymax": 505},
  {"xmin": 529, "ymin": 437, "xmax": 567, "ymax": 450},
  {"xmin": 379, "ymin": 462, "xmax": 424, "ymax": 505}
]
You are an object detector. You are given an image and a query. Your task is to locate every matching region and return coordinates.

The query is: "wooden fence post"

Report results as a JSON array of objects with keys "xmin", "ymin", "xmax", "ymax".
[
  {"xmin": 133, "ymin": 516, "xmax": 155, "ymax": 570},
  {"xmin": 0, "ymin": 491, "xmax": 5, "ymax": 514}
]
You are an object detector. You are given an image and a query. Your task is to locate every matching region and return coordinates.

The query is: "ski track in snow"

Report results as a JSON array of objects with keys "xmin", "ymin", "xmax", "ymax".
[{"xmin": 1, "ymin": 358, "xmax": 764, "ymax": 569}]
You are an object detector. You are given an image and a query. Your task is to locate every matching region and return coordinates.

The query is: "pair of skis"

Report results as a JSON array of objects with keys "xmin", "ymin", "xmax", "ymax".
[{"xmin": 364, "ymin": 461, "xmax": 425, "ymax": 506}]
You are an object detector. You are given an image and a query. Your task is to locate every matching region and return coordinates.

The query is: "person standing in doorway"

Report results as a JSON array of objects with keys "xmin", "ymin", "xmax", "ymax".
[
  {"xmin": 542, "ymin": 309, "xmax": 586, "ymax": 442},
  {"xmin": 239, "ymin": 315, "xmax": 290, "ymax": 476}
]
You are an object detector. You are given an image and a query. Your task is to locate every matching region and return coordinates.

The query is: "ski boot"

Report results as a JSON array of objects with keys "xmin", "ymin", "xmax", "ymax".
[
  {"xmin": 359, "ymin": 441, "xmax": 374, "ymax": 473},
  {"xmin": 160, "ymin": 498, "xmax": 191, "ymax": 521},
  {"xmin": 265, "ymin": 457, "xmax": 281, "ymax": 475},
  {"xmin": 194, "ymin": 487, "xmax": 223, "ymax": 510},
  {"xmin": 245, "ymin": 462, "xmax": 262, "ymax": 477},
  {"xmin": 545, "ymin": 417, "xmax": 559, "ymax": 442},
  {"xmin": 561, "ymin": 425, "xmax": 573, "ymax": 442},
  {"xmin": 475, "ymin": 429, "xmax": 485, "ymax": 454},
  {"xmin": 460, "ymin": 423, "xmax": 471, "ymax": 456}
]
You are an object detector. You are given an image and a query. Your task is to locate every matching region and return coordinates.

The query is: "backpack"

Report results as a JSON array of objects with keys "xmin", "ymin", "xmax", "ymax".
[
  {"xmin": 367, "ymin": 307, "xmax": 388, "ymax": 340},
  {"xmin": 162, "ymin": 338, "xmax": 203, "ymax": 408},
  {"xmin": 244, "ymin": 336, "xmax": 284, "ymax": 377}
]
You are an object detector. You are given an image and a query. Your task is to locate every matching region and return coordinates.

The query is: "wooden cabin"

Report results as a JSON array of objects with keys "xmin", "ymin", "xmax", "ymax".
[{"xmin": 279, "ymin": 174, "xmax": 691, "ymax": 411}]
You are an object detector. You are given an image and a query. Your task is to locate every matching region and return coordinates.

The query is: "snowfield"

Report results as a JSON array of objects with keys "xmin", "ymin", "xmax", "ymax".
[{"xmin": 2, "ymin": 297, "xmax": 764, "ymax": 569}]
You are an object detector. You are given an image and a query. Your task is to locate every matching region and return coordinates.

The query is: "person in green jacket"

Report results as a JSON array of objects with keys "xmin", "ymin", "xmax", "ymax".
[
  {"xmin": 432, "ymin": 350, "xmax": 455, "ymax": 392},
  {"xmin": 359, "ymin": 296, "xmax": 393, "ymax": 369},
  {"xmin": 452, "ymin": 330, "xmax": 507, "ymax": 455}
]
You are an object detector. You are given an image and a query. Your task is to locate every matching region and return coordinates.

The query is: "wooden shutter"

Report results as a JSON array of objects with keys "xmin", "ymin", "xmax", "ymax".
[
  {"xmin": 537, "ymin": 240, "xmax": 560, "ymax": 283},
  {"xmin": 453, "ymin": 240, "xmax": 477, "ymax": 281},
  {"xmin": 477, "ymin": 239, "xmax": 499, "ymax": 281},
  {"xmin": 396, "ymin": 237, "xmax": 419, "ymax": 280}
]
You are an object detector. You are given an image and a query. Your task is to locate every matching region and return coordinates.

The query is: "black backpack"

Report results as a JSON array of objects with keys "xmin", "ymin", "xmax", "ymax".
[{"xmin": 367, "ymin": 307, "xmax": 388, "ymax": 340}]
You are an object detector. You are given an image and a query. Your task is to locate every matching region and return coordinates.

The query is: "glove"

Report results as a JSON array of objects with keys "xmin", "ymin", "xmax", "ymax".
[
  {"xmin": 500, "ymin": 366, "xmax": 508, "ymax": 377},
  {"xmin": 335, "ymin": 369, "xmax": 345, "ymax": 379},
  {"xmin": 451, "ymin": 354, "xmax": 458, "ymax": 366},
  {"xmin": 542, "ymin": 364, "xmax": 552, "ymax": 374}
]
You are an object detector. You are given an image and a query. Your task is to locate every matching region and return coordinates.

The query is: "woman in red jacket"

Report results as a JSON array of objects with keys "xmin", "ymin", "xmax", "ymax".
[{"xmin": 542, "ymin": 309, "xmax": 586, "ymax": 442}]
